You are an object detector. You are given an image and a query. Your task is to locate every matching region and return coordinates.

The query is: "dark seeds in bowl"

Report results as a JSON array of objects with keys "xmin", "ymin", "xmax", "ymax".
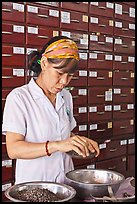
[{"xmin": 12, "ymin": 187, "xmax": 61, "ymax": 202}]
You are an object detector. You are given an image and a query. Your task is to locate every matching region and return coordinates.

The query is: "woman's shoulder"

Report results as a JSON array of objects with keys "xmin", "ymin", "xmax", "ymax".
[{"xmin": 6, "ymin": 84, "xmax": 28, "ymax": 100}]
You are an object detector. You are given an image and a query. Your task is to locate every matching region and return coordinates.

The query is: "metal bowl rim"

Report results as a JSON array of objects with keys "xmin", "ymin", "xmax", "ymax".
[{"xmin": 5, "ymin": 181, "xmax": 76, "ymax": 202}]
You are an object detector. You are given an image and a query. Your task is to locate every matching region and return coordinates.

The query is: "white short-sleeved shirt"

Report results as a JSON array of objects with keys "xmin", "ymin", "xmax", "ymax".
[{"xmin": 2, "ymin": 78, "xmax": 76, "ymax": 184}]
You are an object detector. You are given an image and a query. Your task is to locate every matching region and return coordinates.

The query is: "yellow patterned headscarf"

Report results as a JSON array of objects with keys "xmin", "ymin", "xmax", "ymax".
[{"xmin": 42, "ymin": 39, "xmax": 79, "ymax": 60}]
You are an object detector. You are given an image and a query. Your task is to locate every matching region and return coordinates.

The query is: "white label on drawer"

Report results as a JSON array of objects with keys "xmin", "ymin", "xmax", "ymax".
[
  {"xmin": 129, "ymin": 23, "xmax": 135, "ymax": 30},
  {"xmin": 90, "ymin": 2, "xmax": 98, "ymax": 6},
  {"xmin": 78, "ymin": 89, "xmax": 87, "ymax": 95},
  {"xmin": 131, "ymin": 72, "xmax": 134, "ymax": 78},
  {"xmin": 120, "ymin": 140, "xmax": 127, "ymax": 145},
  {"xmin": 114, "ymin": 88, "xmax": 121, "ymax": 94},
  {"xmin": 127, "ymin": 104, "xmax": 134, "ymax": 109},
  {"xmin": 13, "ymin": 25, "xmax": 24, "ymax": 33},
  {"xmin": 87, "ymin": 164, "xmax": 95, "ymax": 169},
  {"xmin": 90, "ymin": 35, "xmax": 98, "ymax": 41},
  {"xmin": 115, "ymin": 4, "xmax": 122, "ymax": 15},
  {"xmin": 132, "ymin": 40, "xmax": 135, "ymax": 46},
  {"xmin": 105, "ymin": 54, "xmax": 113, "ymax": 60},
  {"xmin": 90, "ymin": 53, "xmax": 97, "ymax": 59},
  {"xmin": 105, "ymin": 105, "xmax": 112, "ymax": 111},
  {"xmin": 129, "ymin": 8, "xmax": 135, "ymax": 18},
  {"xmin": 2, "ymin": 160, "xmax": 12, "ymax": 167},
  {"xmin": 49, "ymin": 9, "xmax": 59, "ymax": 17},
  {"xmin": 108, "ymin": 122, "xmax": 112, "ymax": 128},
  {"xmin": 109, "ymin": 71, "xmax": 112, "ymax": 78},
  {"xmin": 115, "ymin": 38, "xmax": 122, "ymax": 44},
  {"xmin": 115, "ymin": 21, "xmax": 122, "ymax": 28},
  {"xmin": 79, "ymin": 70, "xmax": 87, "ymax": 76},
  {"xmin": 13, "ymin": 69, "xmax": 24, "ymax": 77},
  {"xmin": 115, "ymin": 55, "xmax": 122, "ymax": 61},
  {"xmin": 79, "ymin": 125, "xmax": 87, "ymax": 131},
  {"xmin": 28, "ymin": 26, "xmax": 38, "ymax": 34},
  {"xmin": 114, "ymin": 105, "xmax": 121, "ymax": 111},
  {"xmin": 106, "ymin": 2, "xmax": 114, "ymax": 9},
  {"xmin": 2, "ymin": 183, "xmax": 12, "ymax": 192},
  {"xmin": 53, "ymin": 31, "xmax": 59, "ymax": 37},
  {"xmin": 82, "ymin": 15, "xmax": 88, "ymax": 22},
  {"xmin": 89, "ymin": 106, "xmax": 97, "ymax": 112},
  {"xmin": 105, "ymin": 90, "xmax": 112, "ymax": 101},
  {"xmin": 61, "ymin": 11, "xmax": 70, "ymax": 23},
  {"xmin": 27, "ymin": 48, "xmax": 37, "ymax": 55},
  {"xmin": 130, "ymin": 119, "xmax": 134, "ymax": 125},
  {"xmin": 13, "ymin": 3, "xmax": 24, "ymax": 12},
  {"xmin": 128, "ymin": 56, "xmax": 135, "ymax": 62},
  {"xmin": 106, "ymin": 37, "xmax": 113, "ymax": 43},
  {"xmin": 27, "ymin": 5, "xmax": 38, "ymax": 13},
  {"xmin": 90, "ymin": 17, "xmax": 98, "ymax": 24},
  {"xmin": 13, "ymin": 47, "xmax": 24, "ymax": 54},
  {"xmin": 90, "ymin": 124, "xmax": 97, "ymax": 130},
  {"xmin": 128, "ymin": 138, "xmax": 135, "ymax": 144},
  {"xmin": 99, "ymin": 143, "xmax": 106, "ymax": 149},
  {"xmin": 80, "ymin": 38, "xmax": 88, "ymax": 45},
  {"xmin": 61, "ymin": 31, "xmax": 70, "ymax": 38},
  {"xmin": 79, "ymin": 53, "xmax": 87, "ymax": 60},
  {"xmin": 89, "ymin": 71, "xmax": 97, "ymax": 77},
  {"xmin": 78, "ymin": 107, "xmax": 87, "ymax": 113}
]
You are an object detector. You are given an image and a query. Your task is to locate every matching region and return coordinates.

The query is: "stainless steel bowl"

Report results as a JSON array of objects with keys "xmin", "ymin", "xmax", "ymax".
[
  {"xmin": 4, "ymin": 181, "xmax": 76, "ymax": 202},
  {"xmin": 65, "ymin": 169, "xmax": 125, "ymax": 199}
]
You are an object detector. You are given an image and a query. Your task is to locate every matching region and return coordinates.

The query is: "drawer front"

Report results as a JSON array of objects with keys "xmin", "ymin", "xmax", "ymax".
[
  {"xmin": 33, "ymin": 2, "xmax": 59, "ymax": 7},
  {"xmin": 113, "ymin": 70, "xmax": 134, "ymax": 86},
  {"xmin": 2, "ymin": 2, "xmax": 25, "ymax": 23},
  {"xmin": 60, "ymin": 10, "xmax": 88, "ymax": 31},
  {"xmin": 88, "ymin": 52, "xmax": 113, "ymax": 70},
  {"xmin": 74, "ymin": 106, "xmax": 88, "ymax": 124},
  {"xmin": 113, "ymin": 119, "xmax": 134, "ymax": 136},
  {"xmin": 73, "ymin": 124, "xmax": 88, "ymax": 137},
  {"xmin": 88, "ymin": 87, "xmax": 112, "ymax": 104},
  {"xmin": 114, "ymin": 36, "xmax": 135, "ymax": 54},
  {"xmin": 88, "ymin": 70, "xmax": 112, "ymax": 86},
  {"xmin": 89, "ymin": 34, "xmax": 113, "ymax": 52},
  {"xmin": 61, "ymin": 2, "xmax": 89, "ymax": 13},
  {"xmin": 26, "ymin": 4, "xmax": 59, "ymax": 27},
  {"xmin": 127, "ymin": 155, "xmax": 135, "ymax": 172},
  {"xmin": 114, "ymin": 20, "xmax": 135, "ymax": 38},
  {"xmin": 2, "ymin": 159, "xmax": 13, "ymax": 183},
  {"xmin": 128, "ymin": 138, "xmax": 135, "ymax": 154},
  {"xmin": 114, "ymin": 55, "xmax": 135, "ymax": 71},
  {"xmin": 113, "ymin": 88, "xmax": 134, "ymax": 103},
  {"xmin": 89, "ymin": 15, "xmax": 113, "ymax": 35},
  {"xmin": 68, "ymin": 70, "xmax": 87, "ymax": 87},
  {"xmin": 113, "ymin": 103, "xmax": 134, "ymax": 119},
  {"xmin": 69, "ymin": 88, "xmax": 88, "ymax": 106},
  {"xmin": 78, "ymin": 50, "xmax": 88, "ymax": 69},
  {"xmin": 88, "ymin": 104, "xmax": 112, "ymax": 122}
]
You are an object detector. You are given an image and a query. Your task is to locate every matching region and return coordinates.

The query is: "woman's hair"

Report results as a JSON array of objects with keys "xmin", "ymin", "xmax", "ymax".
[{"xmin": 28, "ymin": 36, "xmax": 79, "ymax": 76}]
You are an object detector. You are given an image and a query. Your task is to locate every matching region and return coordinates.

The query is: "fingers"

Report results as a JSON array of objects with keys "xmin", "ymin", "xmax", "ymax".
[{"xmin": 84, "ymin": 138, "xmax": 100, "ymax": 157}]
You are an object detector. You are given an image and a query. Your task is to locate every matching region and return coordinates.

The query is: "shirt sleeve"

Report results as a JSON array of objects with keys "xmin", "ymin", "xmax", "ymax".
[{"xmin": 2, "ymin": 90, "xmax": 27, "ymax": 136}]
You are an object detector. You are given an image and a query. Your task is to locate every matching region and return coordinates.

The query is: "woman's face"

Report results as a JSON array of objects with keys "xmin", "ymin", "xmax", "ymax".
[{"xmin": 39, "ymin": 58, "xmax": 74, "ymax": 94}]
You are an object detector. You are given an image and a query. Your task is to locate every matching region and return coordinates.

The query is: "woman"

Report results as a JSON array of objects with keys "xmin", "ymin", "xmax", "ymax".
[{"xmin": 2, "ymin": 36, "xmax": 100, "ymax": 184}]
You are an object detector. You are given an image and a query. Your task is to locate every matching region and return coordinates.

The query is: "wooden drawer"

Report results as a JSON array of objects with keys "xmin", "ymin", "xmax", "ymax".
[
  {"xmin": 60, "ymin": 30, "xmax": 88, "ymax": 50},
  {"xmin": 114, "ymin": 36, "xmax": 135, "ymax": 55},
  {"xmin": 26, "ymin": 26, "xmax": 59, "ymax": 46},
  {"xmin": 113, "ymin": 119, "xmax": 134, "ymax": 136},
  {"xmin": 98, "ymin": 139, "xmax": 127, "ymax": 161},
  {"xmin": 2, "ymin": 159, "xmax": 13, "ymax": 183},
  {"xmin": 2, "ymin": 2, "xmax": 25, "ymax": 23},
  {"xmin": 61, "ymin": 2, "xmax": 89, "ymax": 13},
  {"xmin": 88, "ymin": 51, "xmax": 113, "ymax": 70},
  {"xmin": 2, "ymin": 182, "xmax": 12, "ymax": 202},
  {"xmin": 26, "ymin": 3, "xmax": 59, "ymax": 28},
  {"xmin": 89, "ymin": 33, "xmax": 113, "ymax": 52},
  {"xmin": 88, "ymin": 104, "xmax": 112, "ymax": 122},
  {"xmin": 114, "ymin": 20, "xmax": 135, "ymax": 38},
  {"xmin": 73, "ymin": 124, "xmax": 88, "ymax": 137},
  {"xmin": 113, "ymin": 88, "xmax": 134, "ymax": 103},
  {"xmin": 88, "ymin": 70, "xmax": 112, "ymax": 86},
  {"xmin": 114, "ymin": 55, "xmax": 135, "ymax": 71},
  {"xmin": 69, "ymin": 88, "xmax": 88, "ymax": 106},
  {"xmin": 89, "ymin": 15, "xmax": 113, "ymax": 35},
  {"xmin": 88, "ymin": 87, "xmax": 112, "ymax": 104},
  {"xmin": 78, "ymin": 50, "xmax": 88, "ymax": 69},
  {"xmin": 74, "ymin": 106, "xmax": 88, "ymax": 124},
  {"xmin": 127, "ymin": 155, "xmax": 135, "ymax": 172},
  {"xmin": 88, "ymin": 121, "xmax": 113, "ymax": 140},
  {"xmin": 128, "ymin": 138, "xmax": 135, "ymax": 154},
  {"xmin": 68, "ymin": 70, "xmax": 87, "ymax": 87},
  {"xmin": 2, "ymin": 45, "xmax": 25, "ymax": 67},
  {"xmin": 89, "ymin": 2, "xmax": 114, "ymax": 18},
  {"xmin": 113, "ymin": 70, "xmax": 134, "ymax": 86},
  {"xmin": 33, "ymin": 2, "xmax": 59, "ymax": 7},
  {"xmin": 113, "ymin": 103, "xmax": 134, "ymax": 120}
]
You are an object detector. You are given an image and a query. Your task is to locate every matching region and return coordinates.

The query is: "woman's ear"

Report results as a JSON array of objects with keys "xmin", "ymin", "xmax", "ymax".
[{"xmin": 41, "ymin": 57, "xmax": 48, "ymax": 70}]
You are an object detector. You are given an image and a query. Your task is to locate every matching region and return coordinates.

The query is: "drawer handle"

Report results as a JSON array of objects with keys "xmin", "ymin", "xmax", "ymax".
[
  {"xmin": 97, "ymin": 59, "xmax": 104, "ymax": 62},
  {"xmin": 2, "ymin": 76, "xmax": 13, "ymax": 79},
  {"xmin": 108, "ymin": 166, "xmax": 116, "ymax": 170},
  {"xmin": 98, "ymin": 6, "xmax": 106, "ymax": 9},
  {"xmin": 37, "ymin": 14, "xmax": 48, "ymax": 18},
  {"xmin": 121, "ymin": 94, "xmax": 127, "ymax": 97},
  {"xmin": 72, "ymin": 77, "xmax": 79, "ymax": 80},
  {"xmin": 122, "ymin": 28, "xmax": 129, "ymax": 31},
  {"xmin": 98, "ymin": 42, "xmax": 105, "ymax": 44},
  {"xmin": 73, "ymin": 114, "xmax": 79, "ymax": 117},
  {"xmin": 122, "ymin": 11, "xmax": 129, "ymax": 14},
  {"xmin": 2, "ymin": 54, "xmax": 12, "ymax": 57},
  {"xmin": 122, "ymin": 45, "xmax": 128, "ymax": 48},
  {"xmin": 2, "ymin": 8, "xmax": 11, "ymax": 12},
  {"xmin": 37, "ymin": 35, "xmax": 49, "ymax": 39},
  {"xmin": 121, "ymin": 61, "xmax": 127, "ymax": 64},
  {"xmin": 120, "ymin": 110, "xmax": 127, "ymax": 113},
  {"xmin": 70, "ymin": 19, "xmax": 80, "ymax": 23},
  {"xmin": 97, "ymin": 111, "xmax": 105, "ymax": 115},
  {"xmin": 97, "ymin": 94, "xmax": 104, "ymax": 97},
  {"xmin": 72, "ymin": 96, "xmax": 79, "ymax": 99},
  {"xmin": 97, "ymin": 77, "xmax": 105, "ymax": 80},
  {"xmin": 120, "ymin": 126, "xmax": 127, "ymax": 129},
  {"xmin": 110, "ymin": 148, "xmax": 117, "ymax": 152},
  {"xmin": 2, "ymin": 31, "xmax": 12, "ymax": 34},
  {"xmin": 121, "ymin": 77, "xmax": 128, "ymax": 80},
  {"xmin": 98, "ymin": 24, "xmax": 106, "ymax": 27},
  {"xmin": 97, "ymin": 129, "xmax": 105, "ymax": 132}
]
